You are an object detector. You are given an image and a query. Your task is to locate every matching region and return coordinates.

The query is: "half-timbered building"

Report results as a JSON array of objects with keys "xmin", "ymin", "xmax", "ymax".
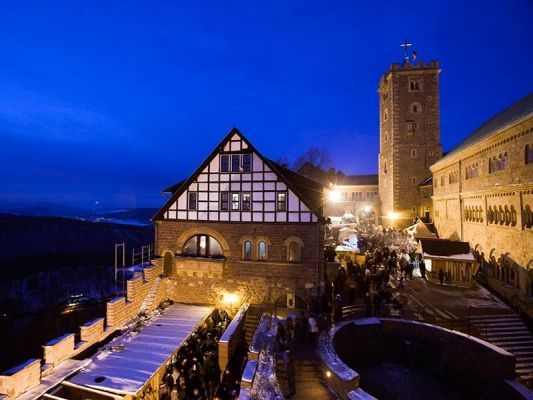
[{"xmin": 153, "ymin": 128, "xmax": 325, "ymax": 308}]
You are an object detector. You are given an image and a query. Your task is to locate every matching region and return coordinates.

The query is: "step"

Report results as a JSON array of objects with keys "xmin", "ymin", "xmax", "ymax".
[
  {"xmin": 486, "ymin": 335, "xmax": 533, "ymax": 342},
  {"xmin": 482, "ymin": 330, "xmax": 531, "ymax": 338},
  {"xmin": 516, "ymin": 368, "xmax": 533, "ymax": 374}
]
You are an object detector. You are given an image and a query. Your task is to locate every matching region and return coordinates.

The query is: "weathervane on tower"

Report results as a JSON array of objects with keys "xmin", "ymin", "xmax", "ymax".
[{"xmin": 400, "ymin": 39, "xmax": 418, "ymax": 65}]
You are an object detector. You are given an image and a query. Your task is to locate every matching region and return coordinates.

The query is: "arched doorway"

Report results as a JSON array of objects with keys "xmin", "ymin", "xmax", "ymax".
[{"xmin": 163, "ymin": 252, "xmax": 174, "ymax": 277}]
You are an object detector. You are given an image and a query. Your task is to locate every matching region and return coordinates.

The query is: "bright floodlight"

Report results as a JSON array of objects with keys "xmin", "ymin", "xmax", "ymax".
[
  {"xmin": 328, "ymin": 189, "xmax": 341, "ymax": 202},
  {"xmin": 363, "ymin": 206, "xmax": 372, "ymax": 213},
  {"xmin": 223, "ymin": 292, "xmax": 239, "ymax": 305},
  {"xmin": 388, "ymin": 211, "xmax": 399, "ymax": 219}
]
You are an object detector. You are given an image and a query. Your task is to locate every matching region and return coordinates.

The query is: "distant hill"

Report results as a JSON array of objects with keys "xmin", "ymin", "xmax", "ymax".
[
  {"xmin": 0, "ymin": 203, "xmax": 159, "ymax": 227},
  {"xmin": 0, "ymin": 214, "xmax": 153, "ymax": 281}
]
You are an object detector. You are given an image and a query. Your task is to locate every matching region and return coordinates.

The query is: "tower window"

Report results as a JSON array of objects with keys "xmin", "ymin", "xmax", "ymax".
[
  {"xmin": 384, "ymin": 109, "xmax": 389, "ymax": 121},
  {"xmin": 411, "ymin": 149, "xmax": 417, "ymax": 158},
  {"xmin": 408, "ymin": 78, "xmax": 423, "ymax": 92},
  {"xmin": 411, "ymin": 177, "xmax": 416, "ymax": 185},
  {"xmin": 526, "ymin": 144, "xmax": 533, "ymax": 164},
  {"xmin": 384, "ymin": 131, "xmax": 388, "ymax": 142},
  {"xmin": 410, "ymin": 102, "xmax": 422, "ymax": 114}
]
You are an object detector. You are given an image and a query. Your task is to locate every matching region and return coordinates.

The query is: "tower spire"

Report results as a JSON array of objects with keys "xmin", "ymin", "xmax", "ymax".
[{"xmin": 400, "ymin": 39, "xmax": 413, "ymax": 65}]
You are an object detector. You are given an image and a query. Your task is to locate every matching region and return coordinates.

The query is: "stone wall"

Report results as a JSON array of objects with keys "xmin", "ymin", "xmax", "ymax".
[
  {"xmin": 0, "ymin": 262, "xmax": 166, "ymax": 399},
  {"xmin": 431, "ymin": 115, "xmax": 533, "ymax": 314},
  {"xmin": 156, "ymin": 220, "xmax": 324, "ymax": 307},
  {"xmin": 0, "ymin": 359, "xmax": 41, "ymax": 399}
]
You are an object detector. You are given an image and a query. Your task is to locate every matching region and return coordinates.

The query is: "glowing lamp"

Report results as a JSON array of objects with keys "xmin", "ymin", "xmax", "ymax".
[
  {"xmin": 328, "ymin": 189, "xmax": 342, "ymax": 202},
  {"xmin": 388, "ymin": 211, "xmax": 399, "ymax": 220},
  {"xmin": 223, "ymin": 292, "xmax": 239, "ymax": 306},
  {"xmin": 326, "ymin": 371, "xmax": 332, "ymax": 378}
]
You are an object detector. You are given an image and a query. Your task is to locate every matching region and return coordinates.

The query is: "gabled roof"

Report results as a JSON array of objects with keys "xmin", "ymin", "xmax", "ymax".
[
  {"xmin": 335, "ymin": 174, "xmax": 378, "ymax": 186},
  {"xmin": 418, "ymin": 238, "xmax": 471, "ymax": 257},
  {"xmin": 152, "ymin": 128, "xmax": 324, "ymax": 221},
  {"xmin": 162, "ymin": 180, "xmax": 185, "ymax": 194},
  {"xmin": 268, "ymin": 160, "xmax": 324, "ymax": 214},
  {"xmin": 441, "ymin": 93, "xmax": 533, "ymax": 162},
  {"xmin": 418, "ymin": 176, "xmax": 432, "ymax": 187}
]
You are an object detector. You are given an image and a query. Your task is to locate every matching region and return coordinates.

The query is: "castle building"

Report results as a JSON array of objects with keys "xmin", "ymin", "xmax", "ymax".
[
  {"xmin": 378, "ymin": 59, "xmax": 442, "ymax": 228},
  {"xmin": 323, "ymin": 174, "xmax": 379, "ymax": 224},
  {"xmin": 152, "ymin": 128, "xmax": 325, "ymax": 309},
  {"xmin": 430, "ymin": 93, "xmax": 533, "ymax": 316}
]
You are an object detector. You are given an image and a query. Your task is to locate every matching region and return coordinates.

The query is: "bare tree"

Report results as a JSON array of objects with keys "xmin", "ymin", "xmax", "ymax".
[
  {"xmin": 273, "ymin": 156, "xmax": 291, "ymax": 168},
  {"xmin": 293, "ymin": 146, "xmax": 331, "ymax": 171}
]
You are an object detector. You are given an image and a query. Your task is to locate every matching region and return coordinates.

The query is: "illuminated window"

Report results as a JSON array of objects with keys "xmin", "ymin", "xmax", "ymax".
[
  {"xmin": 242, "ymin": 193, "xmax": 251, "ymax": 211},
  {"xmin": 183, "ymin": 235, "xmax": 223, "ymax": 258},
  {"xmin": 231, "ymin": 193, "xmax": 240, "ymax": 210},
  {"xmin": 277, "ymin": 192, "xmax": 287, "ymax": 211},
  {"xmin": 243, "ymin": 240, "xmax": 252, "ymax": 260},
  {"xmin": 288, "ymin": 241, "xmax": 301, "ymax": 263},
  {"xmin": 188, "ymin": 192, "xmax": 197, "ymax": 210},
  {"xmin": 258, "ymin": 241, "xmax": 267, "ymax": 261}
]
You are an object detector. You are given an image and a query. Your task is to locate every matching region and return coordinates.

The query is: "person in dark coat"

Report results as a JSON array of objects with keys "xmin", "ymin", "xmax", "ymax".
[{"xmin": 438, "ymin": 268, "xmax": 445, "ymax": 285}]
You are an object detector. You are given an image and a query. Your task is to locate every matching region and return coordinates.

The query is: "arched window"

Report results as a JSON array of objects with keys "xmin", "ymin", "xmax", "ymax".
[
  {"xmin": 384, "ymin": 109, "xmax": 388, "ymax": 121},
  {"xmin": 243, "ymin": 240, "xmax": 252, "ymax": 260},
  {"xmin": 288, "ymin": 241, "xmax": 301, "ymax": 263},
  {"xmin": 258, "ymin": 241, "xmax": 267, "ymax": 261},
  {"xmin": 504, "ymin": 206, "xmax": 511, "ymax": 225},
  {"xmin": 510, "ymin": 206, "xmax": 517, "ymax": 226},
  {"xmin": 526, "ymin": 144, "xmax": 533, "ymax": 165},
  {"xmin": 410, "ymin": 102, "xmax": 422, "ymax": 114},
  {"xmin": 498, "ymin": 206, "xmax": 505, "ymax": 225},
  {"xmin": 182, "ymin": 235, "xmax": 223, "ymax": 258}
]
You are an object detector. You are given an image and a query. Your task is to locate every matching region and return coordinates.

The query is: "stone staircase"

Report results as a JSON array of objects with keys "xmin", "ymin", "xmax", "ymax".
[
  {"xmin": 140, "ymin": 276, "xmax": 163, "ymax": 314},
  {"xmin": 243, "ymin": 305, "xmax": 263, "ymax": 344},
  {"xmin": 275, "ymin": 344, "xmax": 336, "ymax": 399},
  {"xmin": 469, "ymin": 314, "xmax": 533, "ymax": 385}
]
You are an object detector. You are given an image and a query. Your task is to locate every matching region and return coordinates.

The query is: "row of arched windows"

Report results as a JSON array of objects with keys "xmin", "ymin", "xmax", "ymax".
[
  {"xmin": 242, "ymin": 239, "xmax": 302, "ymax": 263},
  {"xmin": 465, "ymin": 163, "xmax": 480, "ymax": 179},
  {"xmin": 180, "ymin": 234, "xmax": 303, "ymax": 263},
  {"xmin": 487, "ymin": 205, "xmax": 517, "ymax": 226},
  {"xmin": 464, "ymin": 206, "xmax": 483, "ymax": 223},
  {"xmin": 488, "ymin": 152, "xmax": 509, "ymax": 173}
]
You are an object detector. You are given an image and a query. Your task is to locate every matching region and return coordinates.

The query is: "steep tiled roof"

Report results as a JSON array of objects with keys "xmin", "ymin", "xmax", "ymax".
[
  {"xmin": 269, "ymin": 160, "xmax": 324, "ymax": 214},
  {"xmin": 442, "ymin": 93, "xmax": 533, "ymax": 161},
  {"xmin": 419, "ymin": 238, "xmax": 470, "ymax": 257},
  {"xmin": 335, "ymin": 174, "xmax": 378, "ymax": 186}
]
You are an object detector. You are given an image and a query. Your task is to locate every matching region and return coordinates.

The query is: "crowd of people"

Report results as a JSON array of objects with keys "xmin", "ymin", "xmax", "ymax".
[
  {"xmin": 331, "ymin": 246, "xmax": 423, "ymax": 322},
  {"xmin": 158, "ymin": 308, "xmax": 244, "ymax": 400}
]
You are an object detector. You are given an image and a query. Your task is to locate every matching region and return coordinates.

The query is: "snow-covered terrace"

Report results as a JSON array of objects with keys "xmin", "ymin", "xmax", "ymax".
[{"xmin": 67, "ymin": 303, "xmax": 212, "ymax": 397}]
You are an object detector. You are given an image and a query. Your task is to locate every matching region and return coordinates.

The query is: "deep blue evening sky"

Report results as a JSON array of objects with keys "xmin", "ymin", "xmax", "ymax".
[{"xmin": 1, "ymin": 1, "xmax": 532, "ymax": 209}]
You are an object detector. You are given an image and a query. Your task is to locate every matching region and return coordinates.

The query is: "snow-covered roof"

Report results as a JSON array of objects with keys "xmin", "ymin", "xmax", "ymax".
[
  {"xmin": 68, "ymin": 303, "xmax": 212, "ymax": 395},
  {"xmin": 423, "ymin": 252, "xmax": 476, "ymax": 262}
]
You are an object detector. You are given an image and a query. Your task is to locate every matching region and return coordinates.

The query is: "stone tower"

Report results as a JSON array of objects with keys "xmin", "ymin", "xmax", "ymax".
[{"xmin": 378, "ymin": 59, "xmax": 442, "ymax": 228}]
